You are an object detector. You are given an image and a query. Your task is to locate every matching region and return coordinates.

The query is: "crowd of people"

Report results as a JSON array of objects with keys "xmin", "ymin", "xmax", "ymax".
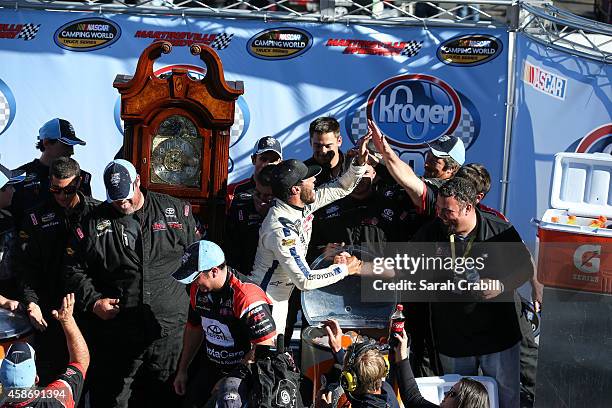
[{"xmin": 0, "ymin": 116, "xmax": 542, "ymax": 408}]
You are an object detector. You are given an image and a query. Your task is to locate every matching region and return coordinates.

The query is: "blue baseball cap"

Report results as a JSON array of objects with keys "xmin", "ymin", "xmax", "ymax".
[
  {"xmin": 0, "ymin": 342, "xmax": 37, "ymax": 388},
  {"xmin": 428, "ymin": 135, "xmax": 465, "ymax": 166},
  {"xmin": 0, "ymin": 162, "xmax": 25, "ymax": 189},
  {"xmin": 38, "ymin": 118, "xmax": 86, "ymax": 146},
  {"xmin": 103, "ymin": 159, "xmax": 138, "ymax": 203},
  {"xmin": 172, "ymin": 240, "xmax": 226, "ymax": 284}
]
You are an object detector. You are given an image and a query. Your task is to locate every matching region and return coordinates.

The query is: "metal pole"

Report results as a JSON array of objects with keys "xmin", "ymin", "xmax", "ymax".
[
  {"xmin": 319, "ymin": 0, "xmax": 336, "ymax": 21},
  {"xmin": 500, "ymin": 0, "xmax": 520, "ymax": 214}
]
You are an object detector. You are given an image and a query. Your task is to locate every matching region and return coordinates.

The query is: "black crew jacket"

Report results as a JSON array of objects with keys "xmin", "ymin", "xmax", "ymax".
[
  {"xmin": 63, "ymin": 189, "xmax": 198, "ymax": 339},
  {"xmin": 13, "ymin": 192, "xmax": 100, "ymax": 312},
  {"xmin": 411, "ymin": 208, "xmax": 533, "ymax": 357}
]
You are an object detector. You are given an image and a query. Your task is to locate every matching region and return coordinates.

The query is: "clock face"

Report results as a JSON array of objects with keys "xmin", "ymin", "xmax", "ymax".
[{"xmin": 151, "ymin": 115, "xmax": 202, "ymax": 187}]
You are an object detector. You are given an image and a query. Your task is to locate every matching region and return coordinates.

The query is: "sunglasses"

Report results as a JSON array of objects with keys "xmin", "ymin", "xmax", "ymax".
[{"xmin": 49, "ymin": 185, "xmax": 79, "ymax": 195}]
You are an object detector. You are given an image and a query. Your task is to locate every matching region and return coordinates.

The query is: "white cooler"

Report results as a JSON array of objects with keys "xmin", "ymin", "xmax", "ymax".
[
  {"xmin": 415, "ymin": 374, "xmax": 499, "ymax": 408},
  {"xmin": 536, "ymin": 152, "xmax": 612, "ymax": 294}
]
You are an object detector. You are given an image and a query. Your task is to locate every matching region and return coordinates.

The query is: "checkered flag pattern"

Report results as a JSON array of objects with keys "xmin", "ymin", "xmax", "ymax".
[
  {"xmin": 17, "ymin": 24, "xmax": 41, "ymax": 41},
  {"xmin": 400, "ymin": 41, "xmax": 423, "ymax": 57},
  {"xmin": 350, "ymin": 106, "xmax": 369, "ymax": 140},
  {"xmin": 210, "ymin": 33, "xmax": 234, "ymax": 50},
  {"xmin": 0, "ymin": 92, "xmax": 10, "ymax": 134},
  {"xmin": 451, "ymin": 110, "xmax": 476, "ymax": 148},
  {"xmin": 230, "ymin": 103, "xmax": 244, "ymax": 146}
]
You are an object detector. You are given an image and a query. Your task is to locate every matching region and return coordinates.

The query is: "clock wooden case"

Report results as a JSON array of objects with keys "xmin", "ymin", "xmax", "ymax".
[{"xmin": 113, "ymin": 40, "xmax": 243, "ymax": 240}]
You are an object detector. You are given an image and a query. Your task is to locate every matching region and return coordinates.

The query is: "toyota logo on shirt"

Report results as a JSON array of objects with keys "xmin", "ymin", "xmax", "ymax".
[{"xmin": 206, "ymin": 324, "xmax": 226, "ymax": 340}]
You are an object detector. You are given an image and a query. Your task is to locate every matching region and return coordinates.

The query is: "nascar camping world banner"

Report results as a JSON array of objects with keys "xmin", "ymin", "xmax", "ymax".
[{"xmin": 0, "ymin": 9, "xmax": 509, "ymax": 215}]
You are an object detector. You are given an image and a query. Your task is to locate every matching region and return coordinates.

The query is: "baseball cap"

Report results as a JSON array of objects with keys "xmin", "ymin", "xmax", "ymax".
[
  {"xmin": 428, "ymin": 135, "xmax": 465, "ymax": 165},
  {"xmin": 269, "ymin": 159, "xmax": 321, "ymax": 198},
  {"xmin": 172, "ymin": 240, "xmax": 226, "ymax": 284},
  {"xmin": 103, "ymin": 159, "xmax": 137, "ymax": 203},
  {"xmin": 252, "ymin": 136, "xmax": 282, "ymax": 160},
  {"xmin": 0, "ymin": 163, "xmax": 25, "ymax": 189},
  {"xmin": 0, "ymin": 342, "xmax": 37, "ymax": 388},
  {"xmin": 38, "ymin": 118, "xmax": 86, "ymax": 146}
]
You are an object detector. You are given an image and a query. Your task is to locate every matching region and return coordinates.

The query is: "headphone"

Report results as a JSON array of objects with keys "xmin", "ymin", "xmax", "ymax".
[{"xmin": 340, "ymin": 342, "xmax": 390, "ymax": 393}]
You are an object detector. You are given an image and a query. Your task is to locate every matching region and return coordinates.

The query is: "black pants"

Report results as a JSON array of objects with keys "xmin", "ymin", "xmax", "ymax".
[
  {"xmin": 284, "ymin": 288, "xmax": 308, "ymax": 348},
  {"xmin": 182, "ymin": 359, "xmax": 231, "ymax": 408},
  {"xmin": 87, "ymin": 320, "xmax": 183, "ymax": 408},
  {"xmin": 519, "ymin": 306, "xmax": 539, "ymax": 397}
]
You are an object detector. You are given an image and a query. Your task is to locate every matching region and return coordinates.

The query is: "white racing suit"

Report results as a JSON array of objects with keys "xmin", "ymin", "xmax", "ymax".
[{"xmin": 250, "ymin": 160, "xmax": 366, "ymax": 334}]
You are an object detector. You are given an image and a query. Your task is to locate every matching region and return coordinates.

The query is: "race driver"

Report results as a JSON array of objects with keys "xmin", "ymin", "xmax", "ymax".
[
  {"xmin": 172, "ymin": 240, "xmax": 276, "ymax": 407},
  {"xmin": 249, "ymin": 134, "xmax": 371, "ymax": 335}
]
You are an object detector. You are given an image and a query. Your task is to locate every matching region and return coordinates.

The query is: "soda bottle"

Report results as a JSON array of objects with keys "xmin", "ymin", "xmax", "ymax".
[{"xmin": 388, "ymin": 304, "xmax": 405, "ymax": 349}]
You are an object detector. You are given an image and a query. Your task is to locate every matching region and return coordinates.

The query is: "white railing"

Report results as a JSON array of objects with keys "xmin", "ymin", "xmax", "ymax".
[{"xmin": 1, "ymin": 0, "xmax": 514, "ymax": 26}]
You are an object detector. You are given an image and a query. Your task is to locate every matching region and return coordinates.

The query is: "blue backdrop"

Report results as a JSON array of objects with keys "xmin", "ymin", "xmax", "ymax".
[
  {"xmin": 0, "ymin": 9, "xmax": 509, "ymax": 212},
  {"xmin": 507, "ymin": 34, "xmax": 612, "ymax": 240}
]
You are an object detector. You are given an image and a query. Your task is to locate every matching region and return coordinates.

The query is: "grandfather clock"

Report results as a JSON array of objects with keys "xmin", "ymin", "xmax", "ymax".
[{"xmin": 113, "ymin": 40, "xmax": 243, "ymax": 240}]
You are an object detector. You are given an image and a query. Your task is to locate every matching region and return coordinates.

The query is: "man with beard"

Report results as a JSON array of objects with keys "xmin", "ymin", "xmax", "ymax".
[
  {"xmin": 367, "ymin": 123, "xmax": 466, "ymax": 377},
  {"xmin": 225, "ymin": 165, "xmax": 276, "ymax": 275},
  {"xmin": 286, "ymin": 117, "xmax": 349, "ymax": 345},
  {"xmin": 12, "ymin": 118, "xmax": 92, "ymax": 229},
  {"xmin": 12, "ymin": 157, "xmax": 99, "ymax": 385},
  {"xmin": 64, "ymin": 159, "xmax": 198, "ymax": 407},
  {"xmin": 369, "ymin": 120, "xmax": 464, "ymax": 213},
  {"xmin": 454, "ymin": 163, "xmax": 542, "ymax": 404},
  {"xmin": 411, "ymin": 177, "xmax": 532, "ymax": 408},
  {"xmin": 249, "ymin": 135, "xmax": 371, "ymax": 335}
]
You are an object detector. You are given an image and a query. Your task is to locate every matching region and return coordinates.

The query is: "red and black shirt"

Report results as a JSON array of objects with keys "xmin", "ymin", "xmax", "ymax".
[
  {"xmin": 0, "ymin": 363, "xmax": 85, "ymax": 408},
  {"xmin": 187, "ymin": 271, "xmax": 276, "ymax": 368}
]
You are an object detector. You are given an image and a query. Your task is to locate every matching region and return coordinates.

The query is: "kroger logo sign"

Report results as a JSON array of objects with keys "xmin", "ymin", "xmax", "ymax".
[
  {"xmin": 366, "ymin": 74, "xmax": 461, "ymax": 148},
  {"xmin": 573, "ymin": 124, "xmax": 612, "ymax": 154}
]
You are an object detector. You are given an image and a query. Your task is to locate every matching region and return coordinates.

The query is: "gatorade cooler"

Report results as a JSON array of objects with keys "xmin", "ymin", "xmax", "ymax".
[
  {"xmin": 301, "ymin": 245, "xmax": 396, "ymax": 404},
  {"xmin": 536, "ymin": 153, "xmax": 612, "ymax": 293}
]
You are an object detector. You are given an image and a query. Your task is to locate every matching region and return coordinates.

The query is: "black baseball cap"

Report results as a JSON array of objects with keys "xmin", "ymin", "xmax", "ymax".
[
  {"xmin": 252, "ymin": 136, "xmax": 282, "ymax": 160},
  {"xmin": 103, "ymin": 159, "xmax": 137, "ymax": 203},
  {"xmin": 38, "ymin": 118, "xmax": 86, "ymax": 146},
  {"xmin": 269, "ymin": 159, "xmax": 321, "ymax": 198}
]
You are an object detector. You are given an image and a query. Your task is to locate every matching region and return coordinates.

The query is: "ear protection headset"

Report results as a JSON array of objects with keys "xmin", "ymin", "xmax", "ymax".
[{"xmin": 340, "ymin": 342, "xmax": 390, "ymax": 393}]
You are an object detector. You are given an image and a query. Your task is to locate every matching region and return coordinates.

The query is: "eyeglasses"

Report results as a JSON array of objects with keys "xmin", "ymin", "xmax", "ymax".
[
  {"xmin": 49, "ymin": 185, "xmax": 79, "ymax": 195},
  {"xmin": 444, "ymin": 389, "xmax": 458, "ymax": 398}
]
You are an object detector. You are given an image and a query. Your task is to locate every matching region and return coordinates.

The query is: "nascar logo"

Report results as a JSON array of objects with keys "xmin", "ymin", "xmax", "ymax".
[
  {"xmin": 75, "ymin": 23, "xmax": 112, "ymax": 32},
  {"xmin": 366, "ymin": 74, "xmax": 461, "ymax": 148},
  {"xmin": 54, "ymin": 18, "xmax": 121, "ymax": 51},
  {"xmin": 523, "ymin": 62, "xmax": 567, "ymax": 100}
]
